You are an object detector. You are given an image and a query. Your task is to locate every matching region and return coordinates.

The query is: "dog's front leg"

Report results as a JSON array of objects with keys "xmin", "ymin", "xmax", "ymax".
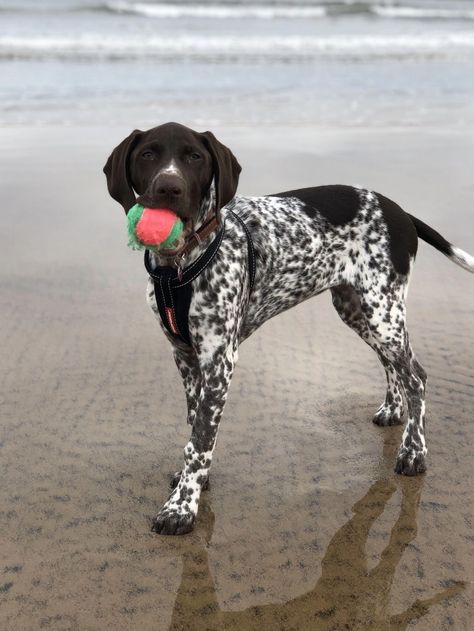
[{"xmin": 152, "ymin": 340, "xmax": 237, "ymax": 535}]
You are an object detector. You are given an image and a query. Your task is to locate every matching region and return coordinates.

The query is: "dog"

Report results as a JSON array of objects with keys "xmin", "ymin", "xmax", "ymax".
[{"xmin": 104, "ymin": 122, "xmax": 473, "ymax": 535}]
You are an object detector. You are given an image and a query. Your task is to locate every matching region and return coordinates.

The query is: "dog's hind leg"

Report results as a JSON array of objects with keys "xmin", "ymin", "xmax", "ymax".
[
  {"xmin": 385, "ymin": 340, "xmax": 427, "ymax": 476},
  {"xmin": 331, "ymin": 284, "xmax": 405, "ymax": 426},
  {"xmin": 355, "ymin": 279, "xmax": 427, "ymax": 476},
  {"xmin": 392, "ymin": 341, "xmax": 427, "ymax": 475}
]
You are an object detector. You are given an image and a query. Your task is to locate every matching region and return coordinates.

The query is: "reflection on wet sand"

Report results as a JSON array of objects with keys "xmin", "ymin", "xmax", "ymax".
[{"xmin": 169, "ymin": 475, "xmax": 464, "ymax": 631}]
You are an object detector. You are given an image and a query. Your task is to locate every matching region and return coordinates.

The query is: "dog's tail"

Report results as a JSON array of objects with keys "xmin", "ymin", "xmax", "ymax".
[{"xmin": 408, "ymin": 213, "xmax": 474, "ymax": 273}]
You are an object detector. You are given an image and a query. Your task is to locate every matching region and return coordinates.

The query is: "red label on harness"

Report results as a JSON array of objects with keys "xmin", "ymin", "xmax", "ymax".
[{"xmin": 165, "ymin": 307, "xmax": 179, "ymax": 335}]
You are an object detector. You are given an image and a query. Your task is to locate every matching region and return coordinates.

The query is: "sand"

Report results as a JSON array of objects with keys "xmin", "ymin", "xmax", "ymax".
[{"xmin": 0, "ymin": 125, "xmax": 473, "ymax": 630}]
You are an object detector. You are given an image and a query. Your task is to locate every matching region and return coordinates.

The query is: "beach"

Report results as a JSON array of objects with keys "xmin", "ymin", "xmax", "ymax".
[
  {"xmin": 0, "ymin": 124, "xmax": 473, "ymax": 630},
  {"xmin": 1, "ymin": 0, "xmax": 474, "ymax": 629}
]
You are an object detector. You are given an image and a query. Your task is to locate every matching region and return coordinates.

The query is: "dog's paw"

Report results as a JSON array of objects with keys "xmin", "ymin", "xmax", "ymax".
[
  {"xmin": 151, "ymin": 507, "xmax": 195, "ymax": 535},
  {"xmin": 372, "ymin": 404, "xmax": 403, "ymax": 427},
  {"xmin": 170, "ymin": 471, "xmax": 210, "ymax": 491},
  {"xmin": 394, "ymin": 449, "xmax": 427, "ymax": 476}
]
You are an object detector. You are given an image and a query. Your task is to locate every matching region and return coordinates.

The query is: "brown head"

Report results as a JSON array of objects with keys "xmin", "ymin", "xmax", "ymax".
[{"xmin": 103, "ymin": 122, "xmax": 241, "ymax": 228}]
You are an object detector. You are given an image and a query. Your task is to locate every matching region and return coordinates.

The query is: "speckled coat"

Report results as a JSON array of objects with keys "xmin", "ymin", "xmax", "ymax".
[
  {"xmin": 146, "ymin": 186, "xmax": 472, "ymax": 535},
  {"xmin": 103, "ymin": 123, "xmax": 474, "ymax": 536}
]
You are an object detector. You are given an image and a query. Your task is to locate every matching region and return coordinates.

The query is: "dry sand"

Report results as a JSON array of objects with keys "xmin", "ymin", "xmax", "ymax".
[{"xmin": 0, "ymin": 125, "xmax": 473, "ymax": 630}]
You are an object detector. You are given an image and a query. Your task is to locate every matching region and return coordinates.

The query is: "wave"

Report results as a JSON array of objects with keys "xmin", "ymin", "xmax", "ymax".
[
  {"xmin": 2, "ymin": 2, "xmax": 474, "ymax": 22},
  {"xmin": 372, "ymin": 6, "xmax": 474, "ymax": 20},
  {"xmin": 101, "ymin": 2, "xmax": 474, "ymax": 21},
  {"xmin": 103, "ymin": 1, "xmax": 327, "ymax": 19},
  {"xmin": 2, "ymin": 32, "xmax": 474, "ymax": 61}
]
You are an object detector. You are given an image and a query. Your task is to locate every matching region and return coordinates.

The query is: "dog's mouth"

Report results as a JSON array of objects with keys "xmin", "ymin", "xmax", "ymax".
[
  {"xmin": 134, "ymin": 196, "xmax": 212, "ymax": 259},
  {"xmin": 156, "ymin": 214, "xmax": 195, "ymax": 258}
]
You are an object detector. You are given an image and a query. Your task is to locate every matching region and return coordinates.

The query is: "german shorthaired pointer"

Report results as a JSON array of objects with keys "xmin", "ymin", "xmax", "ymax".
[{"xmin": 104, "ymin": 122, "xmax": 473, "ymax": 535}]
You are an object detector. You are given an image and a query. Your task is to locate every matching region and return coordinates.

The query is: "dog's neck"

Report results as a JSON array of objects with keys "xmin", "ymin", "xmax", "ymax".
[{"xmin": 150, "ymin": 181, "xmax": 220, "ymax": 270}]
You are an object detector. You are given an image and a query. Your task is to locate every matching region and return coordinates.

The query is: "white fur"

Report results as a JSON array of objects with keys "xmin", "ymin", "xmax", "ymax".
[{"xmin": 450, "ymin": 246, "xmax": 474, "ymax": 272}]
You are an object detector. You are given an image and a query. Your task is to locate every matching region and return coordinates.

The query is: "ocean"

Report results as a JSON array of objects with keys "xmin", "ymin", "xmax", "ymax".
[{"xmin": 1, "ymin": 0, "xmax": 474, "ymax": 126}]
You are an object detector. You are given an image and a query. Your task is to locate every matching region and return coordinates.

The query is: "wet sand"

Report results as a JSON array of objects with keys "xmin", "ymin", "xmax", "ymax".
[{"xmin": 0, "ymin": 126, "xmax": 473, "ymax": 630}]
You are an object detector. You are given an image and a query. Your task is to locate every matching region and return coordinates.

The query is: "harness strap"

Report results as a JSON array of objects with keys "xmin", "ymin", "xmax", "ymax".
[
  {"xmin": 144, "ymin": 211, "xmax": 256, "ymax": 346},
  {"xmin": 228, "ymin": 210, "xmax": 256, "ymax": 294}
]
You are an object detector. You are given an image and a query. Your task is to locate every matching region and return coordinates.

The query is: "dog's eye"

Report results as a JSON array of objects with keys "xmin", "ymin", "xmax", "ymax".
[
  {"xmin": 189, "ymin": 152, "xmax": 201, "ymax": 161},
  {"xmin": 141, "ymin": 150, "xmax": 155, "ymax": 160}
]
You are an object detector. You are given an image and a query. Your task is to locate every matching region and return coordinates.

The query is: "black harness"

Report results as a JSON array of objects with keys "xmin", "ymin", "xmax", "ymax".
[{"xmin": 144, "ymin": 211, "xmax": 256, "ymax": 346}]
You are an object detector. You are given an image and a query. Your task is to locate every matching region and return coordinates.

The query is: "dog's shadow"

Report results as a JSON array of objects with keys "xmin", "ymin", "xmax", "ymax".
[{"xmin": 167, "ymin": 440, "xmax": 465, "ymax": 630}]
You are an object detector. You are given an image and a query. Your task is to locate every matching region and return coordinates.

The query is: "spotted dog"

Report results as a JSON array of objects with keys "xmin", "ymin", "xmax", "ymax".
[{"xmin": 104, "ymin": 122, "xmax": 474, "ymax": 535}]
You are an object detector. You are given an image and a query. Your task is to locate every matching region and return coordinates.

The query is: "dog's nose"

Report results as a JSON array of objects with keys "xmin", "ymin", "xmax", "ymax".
[{"xmin": 153, "ymin": 174, "xmax": 184, "ymax": 199}]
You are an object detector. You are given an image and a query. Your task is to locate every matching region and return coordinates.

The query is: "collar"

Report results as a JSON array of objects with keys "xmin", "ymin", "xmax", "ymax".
[
  {"xmin": 144, "ymin": 219, "xmax": 226, "ymax": 286},
  {"xmin": 152, "ymin": 181, "xmax": 219, "ymax": 269}
]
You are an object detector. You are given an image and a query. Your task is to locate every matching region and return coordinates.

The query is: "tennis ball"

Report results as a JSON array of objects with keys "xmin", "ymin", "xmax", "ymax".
[{"xmin": 127, "ymin": 204, "xmax": 184, "ymax": 251}]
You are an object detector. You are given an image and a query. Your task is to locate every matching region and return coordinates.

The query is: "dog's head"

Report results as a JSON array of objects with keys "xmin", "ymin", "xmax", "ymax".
[{"xmin": 103, "ymin": 122, "xmax": 241, "ymax": 226}]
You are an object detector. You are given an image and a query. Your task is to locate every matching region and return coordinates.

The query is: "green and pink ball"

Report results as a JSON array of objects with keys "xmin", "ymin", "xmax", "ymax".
[{"xmin": 127, "ymin": 204, "xmax": 184, "ymax": 251}]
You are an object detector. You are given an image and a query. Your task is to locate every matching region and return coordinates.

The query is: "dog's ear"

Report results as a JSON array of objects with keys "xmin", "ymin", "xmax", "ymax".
[
  {"xmin": 103, "ymin": 129, "xmax": 143, "ymax": 214},
  {"xmin": 200, "ymin": 131, "xmax": 241, "ymax": 214}
]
